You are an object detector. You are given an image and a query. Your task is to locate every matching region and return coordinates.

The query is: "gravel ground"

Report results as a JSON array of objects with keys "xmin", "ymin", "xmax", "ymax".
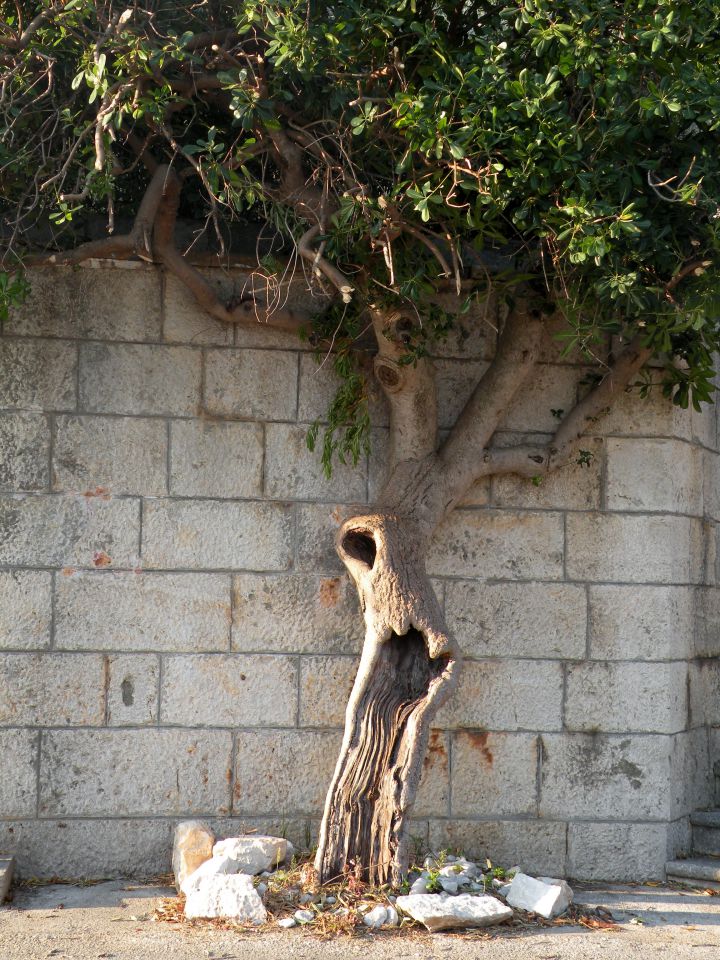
[{"xmin": 1, "ymin": 880, "xmax": 719, "ymax": 960}]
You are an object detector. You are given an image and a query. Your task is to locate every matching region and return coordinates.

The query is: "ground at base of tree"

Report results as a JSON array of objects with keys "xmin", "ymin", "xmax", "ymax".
[{"xmin": 2, "ymin": 878, "xmax": 720, "ymax": 960}]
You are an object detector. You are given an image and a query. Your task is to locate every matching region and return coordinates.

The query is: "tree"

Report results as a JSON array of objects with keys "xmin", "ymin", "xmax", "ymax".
[{"xmin": 1, "ymin": 0, "xmax": 719, "ymax": 886}]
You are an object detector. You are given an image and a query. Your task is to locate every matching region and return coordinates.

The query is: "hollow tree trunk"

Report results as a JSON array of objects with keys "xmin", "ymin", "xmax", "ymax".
[{"xmin": 314, "ymin": 511, "xmax": 460, "ymax": 886}]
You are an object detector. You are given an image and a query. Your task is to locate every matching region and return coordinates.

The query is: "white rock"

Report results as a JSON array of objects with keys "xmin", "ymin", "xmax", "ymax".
[
  {"xmin": 385, "ymin": 905, "xmax": 399, "ymax": 927},
  {"xmin": 504, "ymin": 873, "xmax": 573, "ymax": 919},
  {"xmin": 324, "ymin": 896, "xmax": 337, "ymax": 904},
  {"xmin": 172, "ymin": 820, "xmax": 215, "ymax": 892},
  {"xmin": 294, "ymin": 909, "xmax": 315, "ymax": 923},
  {"xmin": 181, "ymin": 854, "xmax": 238, "ymax": 896},
  {"xmin": 439, "ymin": 858, "xmax": 479, "ymax": 879},
  {"xmin": 396, "ymin": 893, "xmax": 513, "ymax": 932},
  {"xmin": 285, "ymin": 840, "xmax": 296, "ymax": 862},
  {"xmin": 256, "ymin": 882, "xmax": 268, "ymax": 897},
  {"xmin": 439, "ymin": 878, "xmax": 459, "ymax": 895},
  {"xmin": 363, "ymin": 905, "xmax": 388, "ymax": 928},
  {"xmin": 410, "ymin": 875, "xmax": 429, "ymax": 895},
  {"xmin": 277, "ymin": 917, "xmax": 297, "ymax": 928},
  {"xmin": 212, "ymin": 835, "xmax": 288, "ymax": 875},
  {"xmin": 298, "ymin": 893, "xmax": 314, "ymax": 904},
  {"xmin": 184, "ymin": 874, "xmax": 267, "ymax": 923}
]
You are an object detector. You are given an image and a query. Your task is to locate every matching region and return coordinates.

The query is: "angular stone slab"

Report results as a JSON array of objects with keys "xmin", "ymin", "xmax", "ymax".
[
  {"xmin": 504, "ymin": 872, "xmax": 572, "ymax": 919},
  {"xmin": 396, "ymin": 893, "xmax": 512, "ymax": 932},
  {"xmin": 184, "ymin": 873, "xmax": 266, "ymax": 923},
  {"xmin": 212, "ymin": 835, "xmax": 288, "ymax": 875},
  {"xmin": 0, "ymin": 857, "xmax": 14, "ymax": 903},
  {"xmin": 172, "ymin": 820, "xmax": 215, "ymax": 892}
]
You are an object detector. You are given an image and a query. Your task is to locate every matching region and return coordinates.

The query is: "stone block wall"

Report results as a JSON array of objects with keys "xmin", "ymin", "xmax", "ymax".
[{"xmin": 0, "ymin": 262, "xmax": 718, "ymax": 881}]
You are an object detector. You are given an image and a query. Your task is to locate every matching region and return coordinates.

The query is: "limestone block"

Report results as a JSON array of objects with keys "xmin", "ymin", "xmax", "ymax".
[
  {"xmin": 233, "ymin": 572, "xmax": 362, "ymax": 654},
  {"xmin": 566, "ymin": 514, "xmax": 703, "ymax": 584},
  {"xmin": 142, "ymin": 499, "xmax": 292, "ymax": 570},
  {"xmin": 434, "ymin": 359, "xmax": 488, "ymax": 429},
  {"xmin": 184, "ymin": 873, "xmax": 267, "ymax": 923},
  {"xmin": 234, "ymin": 730, "xmax": 342, "ymax": 816},
  {"xmin": 449, "ymin": 732, "xmax": 539, "ymax": 817},
  {"xmin": 424, "ymin": 292, "xmax": 498, "ymax": 361},
  {"xmin": 53, "ymin": 415, "xmax": 167, "ymax": 497},
  {"xmin": 703, "ymin": 450, "xmax": 720, "ymax": 522},
  {"xmin": 297, "ymin": 354, "xmax": 388, "ymax": 426},
  {"xmin": 265, "ymin": 423, "xmax": 367, "ymax": 501},
  {"xmin": 0, "ymin": 571, "xmax": 52, "ymax": 650},
  {"xmin": 0, "ymin": 339, "xmax": 77, "ymax": 411},
  {"xmin": 497, "ymin": 364, "xmax": 580, "ymax": 434},
  {"xmin": 670, "ymin": 728, "xmax": 713, "ymax": 819},
  {"xmin": 504, "ymin": 873, "xmax": 572, "ymax": 918},
  {"xmin": 107, "ymin": 654, "xmax": 159, "ymax": 725},
  {"xmin": 0, "ymin": 413, "xmax": 50, "ymax": 491},
  {"xmin": 396, "ymin": 893, "xmax": 512, "ymax": 932},
  {"xmin": 445, "ymin": 581, "xmax": 586, "ymax": 660},
  {"xmin": 428, "ymin": 509, "xmax": 564, "ymax": 580},
  {"xmin": 427, "ymin": 820, "xmax": 567, "ymax": 878},
  {"xmin": 79, "ymin": 343, "xmax": 201, "ymax": 416},
  {"xmin": 8, "ymin": 264, "xmax": 162, "ymax": 341},
  {"xmin": 565, "ymin": 662, "xmax": 688, "ymax": 734},
  {"xmin": 204, "ymin": 348, "xmax": 298, "ymax": 420},
  {"xmin": 172, "ymin": 820, "xmax": 215, "ymax": 891},
  {"xmin": 0, "ymin": 494, "xmax": 140, "ymax": 568},
  {"xmin": 169, "ymin": 420, "xmax": 263, "ymax": 498},
  {"xmin": 436, "ymin": 661, "xmax": 563, "ymax": 731},
  {"xmin": 538, "ymin": 732, "xmax": 673, "ymax": 820},
  {"xmin": 299, "ymin": 656, "xmax": 358, "ymax": 726},
  {"xmin": 606, "ymin": 438, "xmax": 702, "ymax": 514},
  {"xmin": 38, "ymin": 729, "xmax": 232, "ymax": 816},
  {"xmin": 0, "ymin": 857, "xmax": 14, "ymax": 902},
  {"xmin": 0, "ymin": 653, "xmax": 103, "ymax": 726},
  {"xmin": 414, "ymin": 730, "xmax": 451, "ymax": 818},
  {"xmin": 567, "ymin": 822, "xmax": 669, "ymax": 881},
  {"xmin": 212, "ymin": 835, "xmax": 288, "ymax": 874},
  {"xmin": 689, "ymin": 660, "xmax": 720, "ymax": 726},
  {"xmin": 294, "ymin": 503, "xmax": 353, "ymax": 573},
  {"xmin": 180, "ymin": 852, "xmax": 234, "ymax": 895},
  {"xmin": 589, "ymin": 585, "xmax": 694, "ymax": 661},
  {"xmin": 0, "ymin": 730, "xmax": 38, "ymax": 817},
  {"xmin": 692, "ymin": 403, "xmax": 717, "ymax": 449},
  {"xmin": 493, "ymin": 435, "xmax": 602, "ymax": 511},
  {"xmin": 695, "ymin": 587, "xmax": 720, "ymax": 658},
  {"xmin": 0, "ymin": 818, "xmax": 173, "ymax": 880},
  {"xmin": 160, "ymin": 654, "xmax": 297, "ymax": 726},
  {"xmin": 587, "ymin": 386, "xmax": 692, "ymax": 440},
  {"xmin": 55, "ymin": 571, "xmax": 231, "ymax": 652},
  {"xmin": 163, "ymin": 271, "xmax": 234, "ymax": 346}
]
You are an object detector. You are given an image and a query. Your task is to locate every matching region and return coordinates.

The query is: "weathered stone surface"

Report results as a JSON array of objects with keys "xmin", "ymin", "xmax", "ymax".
[
  {"xmin": 0, "ymin": 653, "xmax": 104, "ymax": 726},
  {"xmin": 695, "ymin": 587, "xmax": 720, "ymax": 658},
  {"xmin": 396, "ymin": 893, "xmax": 512, "ymax": 932},
  {"xmin": 0, "ymin": 413, "xmax": 49, "ymax": 491},
  {"xmin": 606, "ymin": 438, "xmax": 703, "ymax": 514},
  {"xmin": 566, "ymin": 514, "xmax": 703, "ymax": 584},
  {"xmin": 363, "ymin": 904, "xmax": 390, "ymax": 928},
  {"xmin": 670, "ymin": 728, "xmax": 713, "ymax": 819},
  {"xmin": 0, "ymin": 571, "xmax": 52, "ymax": 650},
  {"xmin": 55, "ymin": 571, "xmax": 231, "ymax": 652},
  {"xmin": 106, "ymin": 654, "xmax": 159, "ymax": 726},
  {"xmin": 172, "ymin": 820, "xmax": 215, "ymax": 891},
  {"xmin": 232, "ymin": 573, "xmax": 362, "ymax": 654},
  {"xmin": 493, "ymin": 435, "xmax": 602, "ymax": 511},
  {"xmin": 504, "ymin": 873, "xmax": 572, "ymax": 919},
  {"xmin": 204, "ymin": 348, "xmax": 298, "ymax": 420},
  {"xmin": 436, "ymin": 661, "xmax": 563, "ymax": 731},
  {"xmin": 0, "ymin": 730, "xmax": 38, "ymax": 817},
  {"xmin": 0, "ymin": 857, "xmax": 14, "ymax": 902},
  {"xmin": 445, "ymin": 581, "xmax": 586, "ymax": 660},
  {"xmin": 497, "ymin": 364, "xmax": 580, "ymax": 434},
  {"xmin": 428, "ymin": 509, "xmax": 564, "ymax": 580},
  {"xmin": 39, "ymin": 730, "xmax": 232, "ymax": 816},
  {"xmin": 589, "ymin": 386, "xmax": 693, "ymax": 440},
  {"xmin": 0, "ymin": 339, "xmax": 77, "ymax": 411},
  {"xmin": 212, "ymin": 835, "xmax": 288, "ymax": 874},
  {"xmin": 425, "ymin": 292, "xmax": 498, "ymax": 360},
  {"xmin": 434, "ymin": 359, "xmax": 489, "ymax": 429},
  {"xmin": 294, "ymin": 503, "xmax": 353, "ymax": 572},
  {"xmin": 565, "ymin": 662, "xmax": 688, "ymax": 734},
  {"xmin": 184, "ymin": 873, "xmax": 267, "ymax": 923},
  {"xmin": 589, "ymin": 585, "xmax": 694, "ymax": 660},
  {"xmin": 79, "ymin": 343, "xmax": 201, "ymax": 416},
  {"xmin": 539, "ymin": 733, "xmax": 673, "ymax": 820},
  {"xmin": 414, "ymin": 731, "xmax": 451, "ymax": 818},
  {"xmin": 690, "ymin": 660, "xmax": 720, "ymax": 726},
  {"xmin": 160, "ymin": 654, "xmax": 297, "ymax": 727},
  {"xmin": 299, "ymin": 655, "xmax": 357, "ymax": 727},
  {"xmin": 428, "ymin": 820, "xmax": 567, "ymax": 877},
  {"xmin": 294, "ymin": 908, "xmax": 315, "ymax": 923},
  {"xmin": 7, "ymin": 264, "xmax": 162, "ymax": 341},
  {"xmin": 449, "ymin": 732, "xmax": 539, "ymax": 817},
  {"xmin": 180, "ymin": 852, "xmax": 234, "ymax": 895},
  {"xmin": 169, "ymin": 420, "xmax": 263, "ymax": 499},
  {"xmin": 234, "ymin": 730, "xmax": 341, "ymax": 816},
  {"xmin": 0, "ymin": 494, "xmax": 139, "ymax": 567},
  {"xmin": 142, "ymin": 499, "xmax": 293, "ymax": 570},
  {"xmin": 163, "ymin": 271, "xmax": 234, "ymax": 346},
  {"xmin": 265, "ymin": 423, "xmax": 367, "ymax": 501},
  {"xmin": 53, "ymin": 415, "xmax": 167, "ymax": 496},
  {"xmin": 567, "ymin": 822, "xmax": 669, "ymax": 881},
  {"xmin": 297, "ymin": 354, "xmax": 388, "ymax": 426}
]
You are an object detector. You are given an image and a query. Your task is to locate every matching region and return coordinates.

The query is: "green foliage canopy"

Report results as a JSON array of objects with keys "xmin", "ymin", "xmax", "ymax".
[{"xmin": 1, "ymin": 1, "xmax": 719, "ymax": 465}]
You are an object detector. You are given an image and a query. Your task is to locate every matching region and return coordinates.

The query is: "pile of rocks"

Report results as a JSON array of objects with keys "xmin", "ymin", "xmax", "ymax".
[{"xmin": 172, "ymin": 822, "xmax": 574, "ymax": 933}]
